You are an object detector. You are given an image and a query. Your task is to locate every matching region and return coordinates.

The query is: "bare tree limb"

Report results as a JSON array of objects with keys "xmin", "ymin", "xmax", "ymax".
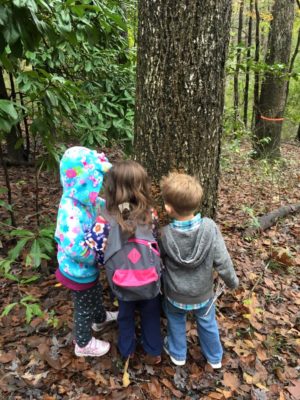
[{"xmin": 244, "ymin": 203, "xmax": 300, "ymax": 237}]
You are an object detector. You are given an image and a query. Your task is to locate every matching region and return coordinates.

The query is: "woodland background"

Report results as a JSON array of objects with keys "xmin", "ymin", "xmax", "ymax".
[{"xmin": 0, "ymin": 1, "xmax": 299, "ymax": 399}]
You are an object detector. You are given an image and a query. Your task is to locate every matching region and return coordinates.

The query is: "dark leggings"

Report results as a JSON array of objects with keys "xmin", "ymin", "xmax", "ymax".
[{"xmin": 72, "ymin": 283, "xmax": 106, "ymax": 347}]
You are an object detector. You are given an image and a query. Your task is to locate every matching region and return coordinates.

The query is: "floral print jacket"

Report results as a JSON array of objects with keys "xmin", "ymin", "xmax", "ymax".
[{"xmin": 54, "ymin": 146, "xmax": 111, "ymax": 284}]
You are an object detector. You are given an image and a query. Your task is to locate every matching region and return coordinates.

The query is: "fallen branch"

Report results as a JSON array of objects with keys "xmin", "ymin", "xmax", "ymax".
[{"xmin": 244, "ymin": 203, "xmax": 300, "ymax": 237}]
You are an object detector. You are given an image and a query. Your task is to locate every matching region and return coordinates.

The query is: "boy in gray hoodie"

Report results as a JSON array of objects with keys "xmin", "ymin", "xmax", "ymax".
[{"xmin": 160, "ymin": 172, "xmax": 239, "ymax": 368}]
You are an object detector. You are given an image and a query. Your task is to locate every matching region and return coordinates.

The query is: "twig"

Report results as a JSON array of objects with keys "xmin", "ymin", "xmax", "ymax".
[
  {"xmin": 203, "ymin": 279, "xmax": 226, "ymax": 316},
  {"xmin": 251, "ymin": 261, "xmax": 270, "ymax": 293}
]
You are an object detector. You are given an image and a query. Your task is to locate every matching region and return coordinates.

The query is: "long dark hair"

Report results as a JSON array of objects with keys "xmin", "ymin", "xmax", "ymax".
[{"xmin": 104, "ymin": 160, "xmax": 152, "ymax": 236}]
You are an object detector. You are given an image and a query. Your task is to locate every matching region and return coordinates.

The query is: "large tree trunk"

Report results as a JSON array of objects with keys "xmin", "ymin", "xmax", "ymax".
[
  {"xmin": 253, "ymin": 0, "xmax": 294, "ymax": 159},
  {"xmin": 134, "ymin": 0, "xmax": 232, "ymax": 218}
]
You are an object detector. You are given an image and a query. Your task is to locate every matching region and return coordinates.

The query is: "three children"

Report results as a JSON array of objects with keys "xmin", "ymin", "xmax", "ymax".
[{"xmin": 55, "ymin": 147, "xmax": 239, "ymax": 368}]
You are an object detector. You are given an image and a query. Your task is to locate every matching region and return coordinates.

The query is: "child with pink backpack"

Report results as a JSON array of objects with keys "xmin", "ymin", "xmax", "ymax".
[{"xmin": 85, "ymin": 160, "xmax": 163, "ymax": 364}]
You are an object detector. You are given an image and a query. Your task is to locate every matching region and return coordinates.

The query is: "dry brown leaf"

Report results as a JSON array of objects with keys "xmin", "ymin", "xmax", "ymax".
[
  {"xmin": 271, "ymin": 248, "xmax": 294, "ymax": 267},
  {"xmin": 0, "ymin": 351, "xmax": 16, "ymax": 363},
  {"xmin": 161, "ymin": 378, "xmax": 183, "ymax": 398},
  {"xmin": 22, "ymin": 371, "xmax": 49, "ymax": 386},
  {"xmin": 147, "ymin": 377, "xmax": 162, "ymax": 399},
  {"xmin": 216, "ymin": 389, "xmax": 233, "ymax": 399},
  {"xmin": 208, "ymin": 392, "xmax": 224, "ymax": 399},
  {"xmin": 256, "ymin": 345, "xmax": 269, "ymax": 362},
  {"xmin": 222, "ymin": 372, "xmax": 240, "ymax": 391}
]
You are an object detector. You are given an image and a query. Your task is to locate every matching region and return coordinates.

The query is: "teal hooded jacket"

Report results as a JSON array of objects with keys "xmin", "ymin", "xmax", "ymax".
[{"xmin": 55, "ymin": 146, "xmax": 111, "ymax": 284}]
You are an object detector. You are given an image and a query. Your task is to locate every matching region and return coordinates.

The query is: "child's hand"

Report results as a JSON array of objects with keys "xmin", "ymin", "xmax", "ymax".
[{"xmin": 84, "ymin": 216, "xmax": 110, "ymax": 265}]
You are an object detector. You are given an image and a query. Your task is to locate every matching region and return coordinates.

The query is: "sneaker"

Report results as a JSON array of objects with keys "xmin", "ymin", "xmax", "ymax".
[
  {"xmin": 92, "ymin": 311, "xmax": 119, "ymax": 332},
  {"xmin": 208, "ymin": 361, "xmax": 222, "ymax": 369},
  {"xmin": 163, "ymin": 339, "xmax": 186, "ymax": 366},
  {"xmin": 75, "ymin": 337, "xmax": 110, "ymax": 357}
]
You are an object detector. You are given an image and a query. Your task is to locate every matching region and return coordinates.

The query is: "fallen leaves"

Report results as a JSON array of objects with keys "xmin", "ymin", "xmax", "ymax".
[{"xmin": 1, "ymin": 144, "xmax": 300, "ymax": 398}]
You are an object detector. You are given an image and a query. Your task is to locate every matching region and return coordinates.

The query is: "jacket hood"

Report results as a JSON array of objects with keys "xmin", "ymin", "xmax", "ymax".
[
  {"xmin": 59, "ymin": 146, "xmax": 112, "ymax": 205},
  {"xmin": 161, "ymin": 218, "xmax": 215, "ymax": 267}
]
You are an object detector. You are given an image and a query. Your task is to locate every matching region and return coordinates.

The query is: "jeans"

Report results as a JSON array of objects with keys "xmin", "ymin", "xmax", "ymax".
[
  {"xmin": 118, "ymin": 295, "xmax": 162, "ymax": 357},
  {"xmin": 163, "ymin": 298, "xmax": 223, "ymax": 364}
]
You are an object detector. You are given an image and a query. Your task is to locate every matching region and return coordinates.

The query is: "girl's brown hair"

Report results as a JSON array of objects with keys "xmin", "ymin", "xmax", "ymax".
[{"xmin": 104, "ymin": 160, "xmax": 152, "ymax": 236}]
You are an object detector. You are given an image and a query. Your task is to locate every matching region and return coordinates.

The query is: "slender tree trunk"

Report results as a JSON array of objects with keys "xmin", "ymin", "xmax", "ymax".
[
  {"xmin": 297, "ymin": 123, "xmax": 300, "ymax": 142},
  {"xmin": 243, "ymin": 0, "xmax": 253, "ymax": 128},
  {"xmin": 252, "ymin": 0, "xmax": 260, "ymax": 129},
  {"xmin": 9, "ymin": 73, "xmax": 23, "ymax": 142},
  {"xmin": 253, "ymin": 0, "xmax": 294, "ymax": 159},
  {"xmin": 233, "ymin": 0, "xmax": 244, "ymax": 127},
  {"xmin": 0, "ymin": 145, "xmax": 16, "ymax": 226},
  {"xmin": 134, "ymin": 0, "xmax": 232, "ymax": 217},
  {"xmin": 19, "ymin": 92, "xmax": 30, "ymax": 158},
  {"xmin": 286, "ymin": 27, "xmax": 300, "ymax": 105},
  {"xmin": 0, "ymin": 67, "xmax": 25, "ymax": 163}
]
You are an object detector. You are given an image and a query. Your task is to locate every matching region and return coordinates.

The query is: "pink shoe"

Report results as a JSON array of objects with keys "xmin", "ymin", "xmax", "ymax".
[{"xmin": 75, "ymin": 337, "xmax": 110, "ymax": 357}]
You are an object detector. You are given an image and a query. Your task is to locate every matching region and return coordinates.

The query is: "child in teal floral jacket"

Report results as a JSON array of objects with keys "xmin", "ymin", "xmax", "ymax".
[{"xmin": 55, "ymin": 146, "xmax": 117, "ymax": 357}]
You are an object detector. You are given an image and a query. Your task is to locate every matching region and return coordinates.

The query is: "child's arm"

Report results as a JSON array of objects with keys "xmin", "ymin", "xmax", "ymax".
[
  {"xmin": 213, "ymin": 224, "xmax": 239, "ymax": 289},
  {"xmin": 85, "ymin": 216, "xmax": 110, "ymax": 265}
]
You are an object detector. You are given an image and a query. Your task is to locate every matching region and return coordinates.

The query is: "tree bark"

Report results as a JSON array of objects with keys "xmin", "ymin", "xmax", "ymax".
[
  {"xmin": 243, "ymin": 0, "xmax": 253, "ymax": 128},
  {"xmin": 134, "ymin": 0, "xmax": 232, "ymax": 218},
  {"xmin": 252, "ymin": 0, "xmax": 260, "ymax": 129},
  {"xmin": 286, "ymin": 27, "xmax": 300, "ymax": 106},
  {"xmin": 253, "ymin": 0, "xmax": 294, "ymax": 159},
  {"xmin": 233, "ymin": 0, "xmax": 244, "ymax": 127}
]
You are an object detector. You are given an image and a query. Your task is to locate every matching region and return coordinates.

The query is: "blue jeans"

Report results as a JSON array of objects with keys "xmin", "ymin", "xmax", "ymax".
[
  {"xmin": 163, "ymin": 298, "xmax": 223, "ymax": 364},
  {"xmin": 118, "ymin": 296, "xmax": 162, "ymax": 357}
]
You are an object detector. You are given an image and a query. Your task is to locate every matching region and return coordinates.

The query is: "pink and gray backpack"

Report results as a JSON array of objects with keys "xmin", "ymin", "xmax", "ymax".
[{"xmin": 104, "ymin": 221, "xmax": 162, "ymax": 301}]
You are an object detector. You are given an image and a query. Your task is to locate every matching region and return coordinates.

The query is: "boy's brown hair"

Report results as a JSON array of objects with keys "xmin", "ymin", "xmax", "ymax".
[{"xmin": 160, "ymin": 172, "xmax": 203, "ymax": 216}]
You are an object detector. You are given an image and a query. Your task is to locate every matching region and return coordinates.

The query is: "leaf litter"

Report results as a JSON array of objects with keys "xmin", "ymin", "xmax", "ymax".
[{"xmin": 0, "ymin": 143, "xmax": 299, "ymax": 399}]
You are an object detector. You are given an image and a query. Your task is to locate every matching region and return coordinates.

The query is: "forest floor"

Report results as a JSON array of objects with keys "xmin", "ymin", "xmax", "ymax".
[{"xmin": 0, "ymin": 142, "xmax": 299, "ymax": 400}]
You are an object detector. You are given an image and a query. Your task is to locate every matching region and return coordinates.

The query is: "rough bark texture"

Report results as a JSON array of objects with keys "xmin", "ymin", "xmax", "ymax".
[
  {"xmin": 252, "ymin": 0, "xmax": 260, "ymax": 129},
  {"xmin": 233, "ymin": 0, "xmax": 244, "ymax": 126},
  {"xmin": 253, "ymin": 0, "xmax": 294, "ymax": 159},
  {"xmin": 134, "ymin": 0, "xmax": 232, "ymax": 218},
  {"xmin": 243, "ymin": 0, "xmax": 253, "ymax": 128}
]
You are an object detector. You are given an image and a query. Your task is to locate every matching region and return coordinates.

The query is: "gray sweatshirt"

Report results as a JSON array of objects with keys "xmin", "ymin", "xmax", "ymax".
[{"xmin": 160, "ymin": 217, "xmax": 239, "ymax": 304}]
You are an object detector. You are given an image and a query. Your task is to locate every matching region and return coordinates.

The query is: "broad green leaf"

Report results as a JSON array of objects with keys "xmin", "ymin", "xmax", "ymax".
[
  {"xmin": 0, "ymin": 100, "xmax": 18, "ymax": 120},
  {"xmin": 8, "ymin": 237, "xmax": 30, "ymax": 260},
  {"xmin": 11, "ymin": 229, "xmax": 34, "ymax": 237},
  {"xmin": 29, "ymin": 239, "xmax": 41, "ymax": 267}
]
